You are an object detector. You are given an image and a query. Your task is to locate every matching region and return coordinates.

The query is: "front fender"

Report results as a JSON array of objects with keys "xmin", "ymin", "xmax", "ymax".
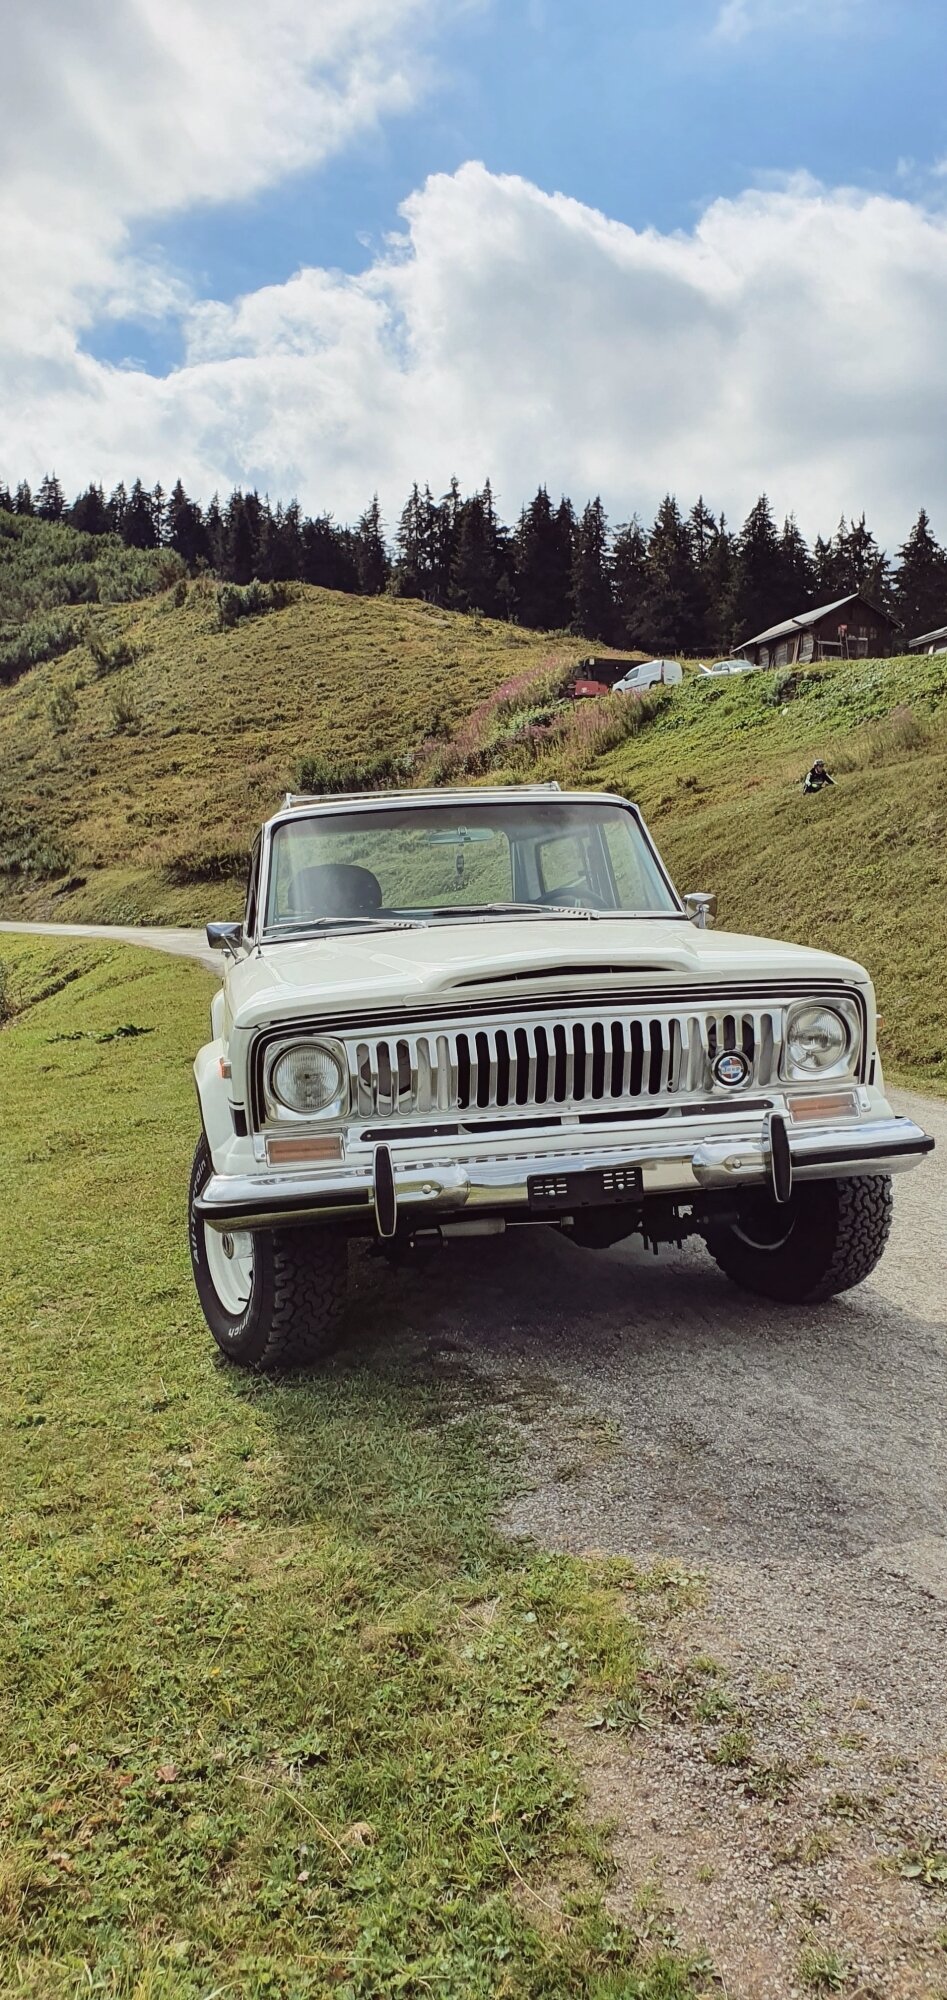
[{"xmin": 194, "ymin": 1041, "xmax": 234, "ymax": 1168}]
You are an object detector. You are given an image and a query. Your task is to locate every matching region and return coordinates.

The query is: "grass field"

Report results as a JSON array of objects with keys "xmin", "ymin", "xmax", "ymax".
[{"xmin": 0, "ymin": 933, "xmax": 706, "ymax": 2000}]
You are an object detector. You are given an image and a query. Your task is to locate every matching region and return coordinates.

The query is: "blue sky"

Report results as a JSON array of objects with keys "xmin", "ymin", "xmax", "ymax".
[
  {"xmin": 90, "ymin": 0, "xmax": 947, "ymax": 374},
  {"xmin": 4, "ymin": 0, "xmax": 947, "ymax": 539}
]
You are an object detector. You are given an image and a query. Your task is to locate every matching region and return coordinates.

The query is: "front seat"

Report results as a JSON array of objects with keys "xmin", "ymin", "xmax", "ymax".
[{"xmin": 285, "ymin": 862, "xmax": 383, "ymax": 920}]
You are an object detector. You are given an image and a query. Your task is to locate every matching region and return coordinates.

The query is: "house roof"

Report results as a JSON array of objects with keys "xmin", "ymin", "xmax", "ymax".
[
  {"xmin": 909, "ymin": 622, "xmax": 947, "ymax": 648},
  {"xmin": 742, "ymin": 593, "xmax": 892, "ymax": 649}
]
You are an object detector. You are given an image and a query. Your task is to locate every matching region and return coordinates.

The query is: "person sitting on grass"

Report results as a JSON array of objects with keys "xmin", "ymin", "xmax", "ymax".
[{"xmin": 802, "ymin": 758, "xmax": 834, "ymax": 794}]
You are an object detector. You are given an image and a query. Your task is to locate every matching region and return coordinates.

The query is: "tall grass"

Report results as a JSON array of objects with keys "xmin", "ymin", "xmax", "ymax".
[{"xmin": 829, "ymin": 703, "xmax": 934, "ymax": 773}]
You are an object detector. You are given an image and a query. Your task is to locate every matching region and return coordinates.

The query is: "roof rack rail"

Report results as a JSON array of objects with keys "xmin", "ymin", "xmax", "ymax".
[{"xmin": 281, "ymin": 781, "xmax": 563, "ymax": 810}]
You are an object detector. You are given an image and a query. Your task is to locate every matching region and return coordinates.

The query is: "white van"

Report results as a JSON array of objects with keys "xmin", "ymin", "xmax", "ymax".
[{"xmin": 612, "ymin": 658, "xmax": 683, "ymax": 693}]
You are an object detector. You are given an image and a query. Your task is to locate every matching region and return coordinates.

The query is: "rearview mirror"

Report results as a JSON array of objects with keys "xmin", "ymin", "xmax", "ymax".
[
  {"xmin": 206, "ymin": 921, "xmax": 244, "ymax": 957},
  {"xmin": 684, "ymin": 892, "xmax": 717, "ymax": 929}
]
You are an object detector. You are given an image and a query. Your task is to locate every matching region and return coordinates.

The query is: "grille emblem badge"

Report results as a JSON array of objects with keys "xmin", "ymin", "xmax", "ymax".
[{"xmin": 712, "ymin": 1050, "xmax": 751, "ymax": 1089}]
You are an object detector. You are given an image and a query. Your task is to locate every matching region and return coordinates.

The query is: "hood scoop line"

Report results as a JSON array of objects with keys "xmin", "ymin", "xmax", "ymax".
[{"xmin": 450, "ymin": 963, "xmax": 679, "ymax": 988}]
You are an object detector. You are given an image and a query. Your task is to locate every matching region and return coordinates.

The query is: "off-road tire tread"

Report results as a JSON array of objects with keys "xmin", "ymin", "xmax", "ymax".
[
  {"xmin": 259, "ymin": 1233, "xmax": 349, "ymax": 1370},
  {"xmin": 188, "ymin": 1134, "xmax": 348, "ymax": 1369},
  {"xmin": 706, "ymin": 1174, "xmax": 893, "ymax": 1303}
]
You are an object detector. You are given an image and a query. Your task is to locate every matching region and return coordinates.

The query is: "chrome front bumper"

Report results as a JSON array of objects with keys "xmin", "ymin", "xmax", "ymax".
[{"xmin": 195, "ymin": 1111, "xmax": 933, "ymax": 1233}]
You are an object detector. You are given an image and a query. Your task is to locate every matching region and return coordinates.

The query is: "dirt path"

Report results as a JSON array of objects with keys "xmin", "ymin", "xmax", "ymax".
[
  {"xmin": 0, "ymin": 919, "xmax": 220, "ymax": 972},
  {"xmin": 375, "ymin": 1091, "xmax": 945, "ymax": 1996}
]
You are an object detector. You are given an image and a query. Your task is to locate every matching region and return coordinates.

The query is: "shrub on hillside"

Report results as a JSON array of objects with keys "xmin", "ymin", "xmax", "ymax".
[
  {"xmin": 162, "ymin": 844, "xmax": 247, "ymax": 886},
  {"xmin": 0, "ymin": 511, "xmax": 182, "ymax": 624},
  {"xmin": 48, "ymin": 682, "xmax": 79, "ymax": 733},
  {"xmin": 217, "ymin": 579, "xmax": 292, "ymax": 629},
  {"xmin": 0, "ymin": 612, "xmax": 86, "ymax": 685},
  {"xmin": 87, "ymin": 630, "xmax": 138, "ymax": 677},
  {"xmin": 0, "ymin": 830, "xmax": 74, "ymax": 880},
  {"xmin": 417, "ymin": 660, "xmax": 573, "ymax": 783},
  {"xmin": 294, "ymin": 752, "xmax": 414, "ymax": 795},
  {"xmin": 107, "ymin": 679, "xmax": 141, "ymax": 733}
]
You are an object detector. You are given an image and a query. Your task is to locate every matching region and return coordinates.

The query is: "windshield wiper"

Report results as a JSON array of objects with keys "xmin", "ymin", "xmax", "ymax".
[
  {"xmin": 267, "ymin": 916, "xmax": 428, "ymax": 936},
  {"xmin": 427, "ymin": 902, "xmax": 602, "ymax": 921}
]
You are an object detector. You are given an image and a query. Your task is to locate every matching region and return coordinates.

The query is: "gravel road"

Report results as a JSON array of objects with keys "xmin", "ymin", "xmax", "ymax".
[{"xmin": 398, "ymin": 1087, "xmax": 946, "ymax": 1995}]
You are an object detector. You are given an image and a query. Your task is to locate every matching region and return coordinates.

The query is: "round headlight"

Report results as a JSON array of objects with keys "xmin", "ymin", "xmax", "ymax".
[
  {"xmin": 270, "ymin": 1042, "xmax": 345, "ymax": 1113},
  {"xmin": 786, "ymin": 1005, "xmax": 849, "ymax": 1075}
]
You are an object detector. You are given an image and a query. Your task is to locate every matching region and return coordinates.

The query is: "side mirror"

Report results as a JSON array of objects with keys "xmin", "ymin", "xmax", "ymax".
[
  {"xmin": 206, "ymin": 921, "xmax": 244, "ymax": 958},
  {"xmin": 684, "ymin": 892, "xmax": 717, "ymax": 930}
]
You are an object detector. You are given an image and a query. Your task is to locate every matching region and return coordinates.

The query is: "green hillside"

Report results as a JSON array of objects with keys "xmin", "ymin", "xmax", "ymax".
[
  {"xmin": 0, "ymin": 562, "xmax": 944, "ymax": 1089},
  {"xmin": 0, "ymin": 577, "xmax": 580, "ymax": 923},
  {"xmin": 575, "ymin": 661, "xmax": 947, "ymax": 1090}
]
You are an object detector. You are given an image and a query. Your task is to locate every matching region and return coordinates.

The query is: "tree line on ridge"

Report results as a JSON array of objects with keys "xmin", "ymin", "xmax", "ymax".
[{"xmin": 3, "ymin": 471, "xmax": 946, "ymax": 651}]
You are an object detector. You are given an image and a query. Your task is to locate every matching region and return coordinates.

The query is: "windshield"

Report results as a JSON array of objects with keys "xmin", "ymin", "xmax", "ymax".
[{"xmin": 263, "ymin": 799, "xmax": 679, "ymax": 932}]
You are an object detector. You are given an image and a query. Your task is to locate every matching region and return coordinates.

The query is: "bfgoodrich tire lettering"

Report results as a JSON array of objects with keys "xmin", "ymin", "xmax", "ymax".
[
  {"xmin": 188, "ymin": 1135, "xmax": 348, "ymax": 1368},
  {"xmin": 704, "ymin": 1174, "xmax": 893, "ymax": 1304}
]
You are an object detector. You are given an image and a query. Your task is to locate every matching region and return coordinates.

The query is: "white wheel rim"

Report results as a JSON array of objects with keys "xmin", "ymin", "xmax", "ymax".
[{"xmin": 204, "ymin": 1225, "xmax": 255, "ymax": 1318}]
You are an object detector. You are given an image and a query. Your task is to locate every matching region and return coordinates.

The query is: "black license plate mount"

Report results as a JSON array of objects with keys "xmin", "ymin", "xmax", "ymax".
[{"xmin": 527, "ymin": 1165, "xmax": 644, "ymax": 1211}]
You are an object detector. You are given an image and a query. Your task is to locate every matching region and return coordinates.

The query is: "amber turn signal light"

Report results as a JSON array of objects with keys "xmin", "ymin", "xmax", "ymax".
[
  {"xmin": 787, "ymin": 1090, "xmax": 859, "ymax": 1124},
  {"xmin": 266, "ymin": 1135, "xmax": 344, "ymax": 1165}
]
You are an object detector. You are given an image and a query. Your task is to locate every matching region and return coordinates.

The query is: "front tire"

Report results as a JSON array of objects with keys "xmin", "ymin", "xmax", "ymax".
[
  {"xmin": 704, "ymin": 1174, "xmax": 893, "ymax": 1304},
  {"xmin": 188, "ymin": 1136, "xmax": 348, "ymax": 1368}
]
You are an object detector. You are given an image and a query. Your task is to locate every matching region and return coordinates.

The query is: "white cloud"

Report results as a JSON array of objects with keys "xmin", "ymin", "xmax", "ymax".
[
  {"xmin": 713, "ymin": 0, "xmax": 859, "ymax": 42},
  {"xmin": 6, "ymin": 163, "xmax": 947, "ymax": 545},
  {"xmin": 0, "ymin": 0, "xmax": 441, "ymax": 352}
]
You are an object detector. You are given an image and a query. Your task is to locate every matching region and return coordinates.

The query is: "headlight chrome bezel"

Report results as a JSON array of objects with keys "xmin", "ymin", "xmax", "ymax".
[
  {"xmin": 265, "ymin": 1037, "xmax": 350, "ymax": 1120},
  {"xmin": 781, "ymin": 998, "xmax": 861, "ymax": 1082}
]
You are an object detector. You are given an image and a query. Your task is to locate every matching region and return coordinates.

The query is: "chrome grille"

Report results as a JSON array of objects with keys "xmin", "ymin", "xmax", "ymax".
[{"xmin": 347, "ymin": 1007, "xmax": 784, "ymax": 1119}]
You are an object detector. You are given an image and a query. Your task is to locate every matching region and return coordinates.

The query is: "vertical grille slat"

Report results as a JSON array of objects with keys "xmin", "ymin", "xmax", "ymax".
[{"xmin": 342, "ymin": 1000, "xmax": 789, "ymax": 1120}]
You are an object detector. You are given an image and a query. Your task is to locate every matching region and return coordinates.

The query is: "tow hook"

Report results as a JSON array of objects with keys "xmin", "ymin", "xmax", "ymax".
[
  {"xmin": 373, "ymin": 1143, "xmax": 397, "ymax": 1239},
  {"xmin": 768, "ymin": 1112, "xmax": 793, "ymax": 1205}
]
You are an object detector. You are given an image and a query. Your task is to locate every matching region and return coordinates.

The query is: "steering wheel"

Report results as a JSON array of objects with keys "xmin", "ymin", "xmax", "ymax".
[{"xmin": 535, "ymin": 887, "xmax": 611, "ymax": 909}]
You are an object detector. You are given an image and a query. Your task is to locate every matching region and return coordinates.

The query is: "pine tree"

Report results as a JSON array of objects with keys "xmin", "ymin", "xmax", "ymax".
[
  {"xmin": 395, "ymin": 485, "xmax": 428, "ymax": 599},
  {"xmin": 637, "ymin": 496, "xmax": 701, "ymax": 651},
  {"xmin": 571, "ymin": 497, "xmax": 612, "ymax": 639},
  {"xmin": 703, "ymin": 518, "xmax": 735, "ymax": 650},
  {"xmin": 610, "ymin": 519, "xmax": 649, "ymax": 646},
  {"xmin": 514, "ymin": 488, "xmax": 572, "ymax": 629},
  {"xmin": 69, "ymin": 483, "xmax": 111, "ymax": 535},
  {"xmin": 107, "ymin": 482, "xmax": 128, "ymax": 534},
  {"xmin": 811, "ymin": 533, "xmax": 837, "ymax": 602},
  {"xmin": 36, "ymin": 473, "xmax": 65, "ymax": 521},
  {"xmin": 204, "ymin": 494, "xmax": 225, "ymax": 571},
  {"xmin": 14, "ymin": 481, "xmax": 33, "ymax": 516},
  {"xmin": 688, "ymin": 497, "xmax": 717, "ymax": 569},
  {"xmin": 242, "ymin": 492, "xmax": 273, "ymax": 579},
  {"xmin": 432, "ymin": 477, "xmax": 462, "ymax": 606},
  {"xmin": 301, "ymin": 514, "xmax": 345, "ymax": 590},
  {"xmin": 725, "ymin": 495, "xmax": 786, "ymax": 641},
  {"xmin": 450, "ymin": 491, "xmax": 497, "ymax": 615},
  {"xmin": 226, "ymin": 494, "xmax": 256, "ymax": 584},
  {"xmin": 354, "ymin": 496, "xmax": 389, "ymax": 596},
  {"xmin": 893, "ymin": 509, "xmax": 947, "ymax": 639},
  {"xmin": 270, "ymin": 499, "xmax": 304, "ymax": 582},
  {"xmin": 833, "ymin": 513, "xmax": 889, "ymax": 607},
  {"xmin": 123, "ymin": 478, "xmax": 158, "ymax": 549},
  {"xmin": 779, "ymin": 515, "xmax": 814, "ymax": 610},
  {"xmin": 166, "ymin": 479, "xmax": 210, "ymax": 567},
  {"xmin": 0, "ymin": 482, "xmax": 12, "ymax": 513}
]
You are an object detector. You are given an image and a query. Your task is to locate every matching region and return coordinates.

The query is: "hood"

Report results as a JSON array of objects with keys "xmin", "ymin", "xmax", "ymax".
[{"xmin": 222, "ymin": 916, "xmax": 870, "ymax": 1029}]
